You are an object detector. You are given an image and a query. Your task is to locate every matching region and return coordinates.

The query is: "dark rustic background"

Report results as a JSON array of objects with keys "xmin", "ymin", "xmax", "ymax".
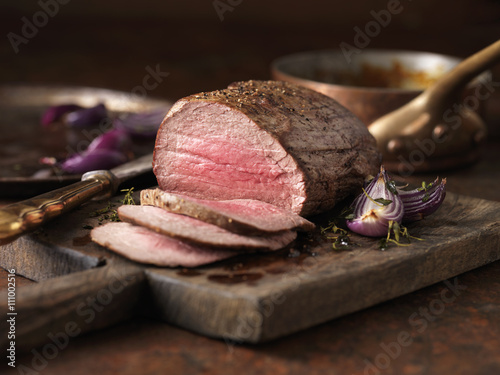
[{"xmin": 1, "ymin": 0, "xmax": 500, "ymax": 101}]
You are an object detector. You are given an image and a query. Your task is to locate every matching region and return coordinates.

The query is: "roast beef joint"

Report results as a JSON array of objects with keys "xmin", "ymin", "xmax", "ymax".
[
  {"xmin": 91, "ymin": 80, "xmax": 381, "ymax": 267},
  {"xmin": 153, "ymin": 80, "xmax": 380, "ymax": 217}
]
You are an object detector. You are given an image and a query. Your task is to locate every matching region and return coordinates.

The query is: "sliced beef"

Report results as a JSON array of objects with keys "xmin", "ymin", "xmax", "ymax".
[
  {"xmin": 91, "ymin": 222, "xmax": 237, "ymax": 267},
  {"xmin": 140, "ymin": 188, "xmax": 315, "ymax": 234},
  {"xmin": 117, "ymin": 204, "xmax": 297, "ymax": 251},
  {"xmin": 153, "ymin": 80, "xmax": 380, "ymax": 217}
]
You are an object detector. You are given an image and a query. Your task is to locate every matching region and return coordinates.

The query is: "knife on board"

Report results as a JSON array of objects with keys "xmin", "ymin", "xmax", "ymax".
[{"xmin": 0, "ymin": 153, "xmax": 154, "ymax": 245}]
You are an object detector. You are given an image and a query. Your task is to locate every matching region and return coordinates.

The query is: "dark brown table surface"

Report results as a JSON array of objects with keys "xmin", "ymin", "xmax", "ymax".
[{"xmin": 1, "ymin": 2, "xmax": 500, "ymax": 374}]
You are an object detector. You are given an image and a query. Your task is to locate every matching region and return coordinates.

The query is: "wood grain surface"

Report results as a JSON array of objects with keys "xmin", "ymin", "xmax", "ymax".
[{"xmin": 1, "ymin": 190, "xmax": 499, "ymax": 348}]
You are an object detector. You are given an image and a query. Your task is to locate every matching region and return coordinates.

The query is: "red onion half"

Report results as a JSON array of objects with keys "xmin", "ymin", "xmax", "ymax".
[{"xmin": 346, "ymin": 166, "xmax": 404, "ymax": 237}]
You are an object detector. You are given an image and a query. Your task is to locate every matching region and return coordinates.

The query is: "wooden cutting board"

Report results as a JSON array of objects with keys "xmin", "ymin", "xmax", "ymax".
[{"xmin": 1, "ymin": 191, "xmax": 499, "ymax": 350}]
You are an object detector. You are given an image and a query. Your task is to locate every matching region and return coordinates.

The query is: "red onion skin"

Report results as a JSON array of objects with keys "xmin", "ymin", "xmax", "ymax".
[
  {"xmin": 60, "ymin": 129, "xmax": 133, "ymax": 174},
  {"xmin": 61, "ymin": 149, "xmax": 129, "ymax": 174},
  {"xmin": 65, "ymin": 103, "xmax": 108, "ymax": 127},
  {"xmin": 113, "ymin": 108, "xmax": 167, "ymax": 138},
  {"xmin": 87, "ymin": 128, "xmax": 132, "ymax": 153},
  {"xmin": 41, "ymin": 105, "xmax": 162, "ymax": 175},
  {"xmin": 400, "ymin": 181, "xmax": 447, "ymax": 223},
  {"xmin": 41, "ymin": 104, "xmax": 82, "ymax": 126}
]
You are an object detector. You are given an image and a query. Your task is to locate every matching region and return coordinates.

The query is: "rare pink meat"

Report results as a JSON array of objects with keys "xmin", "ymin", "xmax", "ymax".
[
  {"xmin": 140, "ymin": 188, "xmax": 315, "ymax": 234},
  {"xmin": 153, "ymin": 80, "xmax": 380, "ymax": 216},
  {"xmin": 91, "ymin": 222, "xmax": 237, "ymax": 267},
  {"xmin": 118, "ymin": 204, "xmax": 297, "ymax": 251}
]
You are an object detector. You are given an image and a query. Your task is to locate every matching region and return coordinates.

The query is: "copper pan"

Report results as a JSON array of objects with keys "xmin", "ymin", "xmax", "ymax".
[{"xmin": 271, "ymin": 49, "xmax": 492, "ymax": 173}]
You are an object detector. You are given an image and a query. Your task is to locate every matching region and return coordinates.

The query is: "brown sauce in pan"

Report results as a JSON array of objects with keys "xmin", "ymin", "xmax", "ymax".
[{"xmin": 315, "ymin": 61, "xmax": 443, "ymax": 90}]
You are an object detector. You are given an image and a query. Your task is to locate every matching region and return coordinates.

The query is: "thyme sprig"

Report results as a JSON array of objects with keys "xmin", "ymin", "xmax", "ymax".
[
  {"xmin": 417, "ymin": 181, "xmax": 434, "ymax": 192},
  {"xmin": 322, "ymin": 208, "xmax": 424, "ymax": 252},
  {"xmin": 88, "ymin": 187, "xmax": 136, "ymax": 223},
  {"xmin": 321, "ymin": 221, "xmax": 353, "ymax": 251},
  {"xmin": 120, "ymin": 187, "xmax": 136, "ymax": 205},
  {"xmin": 89, "ymin": 201, "xmax": 119, "ymax": 223},
  {"xmin": 378, "ymin": 220, "xmax": 423, "ymax": 250}
]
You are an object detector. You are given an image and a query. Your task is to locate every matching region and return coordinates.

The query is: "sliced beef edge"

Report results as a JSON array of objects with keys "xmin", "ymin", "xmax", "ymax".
[
  {"xmin": 90, "ymin": 222, "xmax": 238, "ymax": 268},
  {"xmin": 140, "ymin": 188, "xmax": 315, "ymax": 235},
  {"xmin": 117, "ymin": 204, "xmax": 298, "ymax": 252}
]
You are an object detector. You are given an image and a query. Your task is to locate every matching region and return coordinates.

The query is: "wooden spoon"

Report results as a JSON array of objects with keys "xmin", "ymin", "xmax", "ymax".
[{"xmin": 368, "ymin": 39, "xmax": 500, "ymax": 175}]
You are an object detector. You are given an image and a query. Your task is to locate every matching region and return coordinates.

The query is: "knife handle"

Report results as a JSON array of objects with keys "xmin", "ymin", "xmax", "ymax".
[{"xmin": 0, "ymin": 170, "xmax": 117, "ymax": 245}]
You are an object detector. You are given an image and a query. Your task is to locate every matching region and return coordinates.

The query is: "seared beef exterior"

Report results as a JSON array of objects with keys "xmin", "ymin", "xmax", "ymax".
[
  {"xmin": 118, "ymin": 205, "xmax": 297, "ymax": 251},
  {"xmin": 91, "ymin": 222, "xmax": 237, "ymax": 267},
  {"xmin": 140, "ymin": 188, "xmax": 315, "ymax": 234},
  {"xmin": 153, "ymin": 80, "xmax": 380, "ymax": 216}
]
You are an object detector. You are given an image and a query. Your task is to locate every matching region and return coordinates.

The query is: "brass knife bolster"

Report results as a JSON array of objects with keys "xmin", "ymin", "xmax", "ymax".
[{"xmin": 0, "ymin": 170, "xmax": 117, "ymax": 245}]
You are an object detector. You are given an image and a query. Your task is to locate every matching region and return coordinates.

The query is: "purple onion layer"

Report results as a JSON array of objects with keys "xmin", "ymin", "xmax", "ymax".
[
  {"xmin": 64, "ymin": 103, "xmax": 108, "ymax": 127},
  {"xmin": 60, "ymin": 128, "xmax": 133, "ymax": 174},
  {"xmin": 86, "ymin": 128, "xmax": 132, "ymax": 153},
  {"xmin": 41, "ymin": 104, "xmax": 83, "ymax": 126},
  {"xmin": 398, "ymin": 178, "xmax": 447, "ymax": 223},
  {"xmin": 61, "ymin": 149, "xmax": 130, "ymax": 174},
  {"xmin": 114, "ymin": 108, "xmax": 167, "ymax": 138}
]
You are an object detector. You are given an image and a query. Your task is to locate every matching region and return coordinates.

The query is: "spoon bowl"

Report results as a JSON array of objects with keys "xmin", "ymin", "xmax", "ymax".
[{"xmin": 369, "ymin": 39, "xmax": 500, "ymax": 174}]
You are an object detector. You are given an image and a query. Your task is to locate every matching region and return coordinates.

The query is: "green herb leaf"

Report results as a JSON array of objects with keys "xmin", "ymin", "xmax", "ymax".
[
  {"xmin": 391, "ymin": 221, "xmax": 401, "ymax": 243},
  {"xmin": 378, "ymin": 221, "xmax": 423, "ymax": 250},
  {"xmin": 386, "ymin": 180, "xmax": 398, "ymax": 195},
  {"xmin": 332, "ymin": 234, "xmax": 352, "ymax": 251},
  {"xmin": 418, "ymin": 181, "xmax": 434, "ymax": 192},
  {"xmin": 378, "ymin": 238, "xmax": 388, "ymax": 251},
  {"xmin": 109, "ymin": 212, "xmax": 120, "ymax": 221},
  {"xmin": 374, "ymin": 198, "xmax": 392, "ymax": 206},
  {"xmin": 362, "ymin": 188, "xmax": 393, "ymax": 208},
  {"xmin": 120, "ymin": 187, "xmax": 136, "ymax": 205},
  {"xmin": 339, "ymin": 206, "xmax": 355, "ymax": 220},
  {"xmin": 321, "ymin": 221, "xmax": 347, "ymax": 235}
]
